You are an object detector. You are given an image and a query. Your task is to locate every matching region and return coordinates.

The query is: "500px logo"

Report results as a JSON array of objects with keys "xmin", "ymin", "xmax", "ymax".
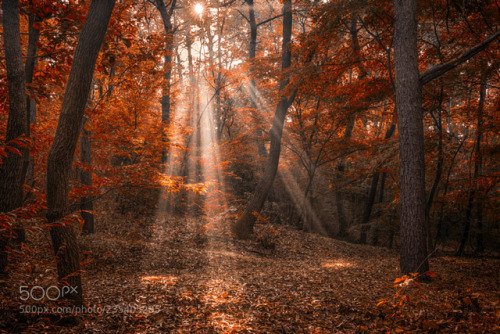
[{"xmin": 19, "ymin": 286, "xmax": 78, "ymax": 301}]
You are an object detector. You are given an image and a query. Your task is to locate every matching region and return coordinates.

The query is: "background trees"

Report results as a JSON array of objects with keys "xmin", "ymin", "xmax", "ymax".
[{"xmin": 0, "ymin": 0, "xmax": 498, "ymax": 307}]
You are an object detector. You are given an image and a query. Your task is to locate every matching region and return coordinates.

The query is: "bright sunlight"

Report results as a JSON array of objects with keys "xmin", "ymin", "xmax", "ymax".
[{"xmin": 194, "ymin": 3, "xmax": 204, "ymax": 15}]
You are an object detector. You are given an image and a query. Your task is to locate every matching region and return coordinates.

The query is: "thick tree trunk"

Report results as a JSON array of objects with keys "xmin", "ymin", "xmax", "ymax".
[
  {"xmin": 0, "ymin": 0, "xmax": 29, "ymax": 275},
  {"xmin": 393, "ymin": 0, "xmax": 429, "ymax": 274},
  {"xmin": 234, "ymin": 0, "xmax": 294, "ymax": 239},
  {"xmin": 46, "ymin": 0, "xmax": 115, "ymax": 304}
]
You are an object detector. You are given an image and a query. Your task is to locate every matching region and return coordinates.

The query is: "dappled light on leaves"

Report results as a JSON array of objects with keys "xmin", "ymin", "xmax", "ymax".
[
  {"xmin": 322, "ymin": 261, "xmax": 355, "ymax": 269},
  {"xmin": 140, "ymin": 276, "xmax": 178, "ymax": 286}
]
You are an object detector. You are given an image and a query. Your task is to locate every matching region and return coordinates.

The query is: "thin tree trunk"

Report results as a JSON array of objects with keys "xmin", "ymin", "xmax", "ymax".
[
  {"xmin": 46, "ymin": 0, "xmax": 115, "ymax": 305},
  {"xmin": 425, "ymin": 86, "xmax": 444, "ymax": 252},
  {"xmin": 234, "ymin": 0, "xmax": 294, "ymax": 239},
  {"xmin": 475, "ymin": 77, "xmax": 486, "ymax": 255},
  {"xmin": 336, "ymin": 115, "xmax": 355, "ymax": 237},
  {"xmin": 362, "ymin": 172, "xmax": 380, "ymax": 224},
  {"xmin": 362, "ymin": 117, "xmax": 396, "ymax": 225},
  {"xmin": 337, "ymin": 18, "xmax": 364, "ymax": 239},
  {"xmin": 393, "ymin": 0, "xmax": 429, "ymax": 274},
  {"xmin": 336, "ymin": 83, "xmax": 357, "ymax": 237},
  {"xmin": 215, "ymin": 8, "xmax": 225, "ymax": 140},
  {"xmin": 80, "ymin": 111, "xmax": 94, "ymax": 234},
  {"xmin": 434, "ymin": 135, "xmax": 466, "ymax": 248},
  {"xmin": 476, "ymin": 196, "xmax": 484, "ymax": 254},
  {"xmin": 457, "ymin": 73, "xmax": 486, "ymax": 256},
  {"xmin": 302, "ymin": 166, "xmax": 316, "ymax": 232},
  {"xmin": 336, "ymin": 116, "xmax": 353, "ymax": 239},
  {"xmin": 246, "ymin": 0, "xmax": 267, "ymax": 158},
  {"xmin": 0, "ymin": 0, "xmax": 29, "ymax": 275},
  {"xmin": 24, "ymin": 4, "xmax": 41, "ymax": 200},
  {"xmin": 155, "ymin": 0, "xmax": 177, "ymax": 164}
]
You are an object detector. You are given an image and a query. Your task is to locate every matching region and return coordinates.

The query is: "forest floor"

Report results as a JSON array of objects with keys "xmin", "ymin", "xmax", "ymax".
[{"xmin": 1, "ymin": 204, "xmax": 499, "ymax": 333}]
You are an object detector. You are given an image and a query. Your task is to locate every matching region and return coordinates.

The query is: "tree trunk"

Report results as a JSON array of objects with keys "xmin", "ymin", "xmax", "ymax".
[
  {"xmin": 457, "ymin": 73, "xmax": 486, "ymax": 256},
  {"xmin": 362, "ymin": 172, "xmax": 380, "ymax": 225},
  {"xmin": 336, "ymin": 114, "xmax": 355, "ymax": 238},
  {"xmin": 434, "ymin": 135, "xmax": 466, "ymax": 248},
  {"xmin": 362, "ymin": 121, "xmax": 396, "ymax": 225},
  {"xmin": 425, "ymin": 86, "xmax": 444, "ymax": 252},
  {"xmin": 155, "ymin": 0, "xmax": 176, "ymax": 164},
  {"xmin": 24, "ymin": 5, "xmax": 41, "ymax": 199},
  {"xmin": 246, "ymin": 0, "xmax": 267, "ymax": 158},
  {"xmin": 0, "ymin": 0, "xmax": 29, "ymax": 275},
  {"xmin": 46, "ymin": 0, "xmax": 115, "ymax": 305},
  {"xmin": 474, "ymin": 76, "xmax": 486, "ymax": 254},
  {"xmin": 80, "ymin": 114, "xmax": 94, "ymax": 234},
  {"xmin": 215, "ymin": 8, "xmax": 224, "ymax": 140},
  {"xmin": 234, "ymin": 0, "xmax": 294, "ymax": 239},
  {"xmin": 302, "ymin": 166, "xmax": 316, "ymax": 232},
  {"xmin": 337, "ymin": 18, "xmax": 364, "ymax": 238},
  {"xmin": 393, "ymin": 0, "xmax": 429, "ymax": 274}
]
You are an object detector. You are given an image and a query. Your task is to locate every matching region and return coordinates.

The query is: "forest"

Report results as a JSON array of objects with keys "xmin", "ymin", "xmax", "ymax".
[{"xmin": 0, "ymin": 0, "xmax": 499, "ymax": 332}]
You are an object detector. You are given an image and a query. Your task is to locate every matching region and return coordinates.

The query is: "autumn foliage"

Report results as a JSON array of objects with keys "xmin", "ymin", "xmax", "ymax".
[{"xmin": 0, "ymin": 0, "xmax": 499, "ymax": 332}]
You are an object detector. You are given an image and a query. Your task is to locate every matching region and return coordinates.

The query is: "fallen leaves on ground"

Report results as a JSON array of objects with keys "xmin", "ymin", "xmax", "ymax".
[{"xmin": 1, "ymin": 207, "xmax": 499, "ymax": 333}]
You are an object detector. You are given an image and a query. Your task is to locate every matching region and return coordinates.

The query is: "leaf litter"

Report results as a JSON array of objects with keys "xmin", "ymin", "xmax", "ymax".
[{"xmin": 0, "ymin": 208, "xmax": 499, "ymax": 333}]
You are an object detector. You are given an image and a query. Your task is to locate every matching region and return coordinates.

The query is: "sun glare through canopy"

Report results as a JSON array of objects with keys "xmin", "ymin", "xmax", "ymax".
[{"xmin": 194, "ymin": 3, "xmax": 204, "ymax": 15}]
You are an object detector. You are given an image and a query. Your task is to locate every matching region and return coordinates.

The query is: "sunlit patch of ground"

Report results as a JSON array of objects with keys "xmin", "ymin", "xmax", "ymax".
[
  {"xmin": 141, "ymin": 275, "xmax": 178, "ymax": 286},
  {"xmin": 322, "ymin": 260, "xmax": 355, "ymax": 269}
]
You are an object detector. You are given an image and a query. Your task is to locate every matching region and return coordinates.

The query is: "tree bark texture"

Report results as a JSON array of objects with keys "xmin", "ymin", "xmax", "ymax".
[
  {"xmin": 425, "ymin": 86, "xmax": 444, "ymax": 252},
  {"xmin": 0, "ymin": 0, "xmax": 29, "ymax": 274},
  {"xmin": 80, "ymin": 115, "xmax": 94, "ymax": 234},
  {"xmin": 457, "ymin": 73, "xmax": 486, "ymax": 256},
  {"xmin": 393, "ymin": 0, "xmax": 429, "ymax": 274},
  {"xmin": 46, "ymin": 0, "xmax": 115, "ymax": 304},
  {"xmin": 155, "ymin": 0, "xmax": 176, "ymax": 164},
  {"xmin": 362, "ymin": 121, "xmax": 396, "ymax": 226},
  {"xmin": 246, "ymin": 0, "xmax": 267, "ymax": 158},
  {"xmin": 24, "ymin": 6, "xmax": 41, "ymax": 197}
]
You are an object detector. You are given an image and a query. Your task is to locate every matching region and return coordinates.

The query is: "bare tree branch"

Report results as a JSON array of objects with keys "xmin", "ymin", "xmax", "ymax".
[
  {"xmin": 257, "ymin": 13, "xmax": 284, "ymax": 27},
  {"xmin": 420, "ymin": 31, "xmax": 499, "ymax": 85}
]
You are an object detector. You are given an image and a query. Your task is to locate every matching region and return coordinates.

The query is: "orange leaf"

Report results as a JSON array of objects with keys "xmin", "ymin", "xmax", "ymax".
[
  {"xmin": 377, "ymin": 299, "xmax": 388, "ymax": 307},
  {"xmin": 394, "ymin": 276, "xmax": 406, "ymax": 284}
]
